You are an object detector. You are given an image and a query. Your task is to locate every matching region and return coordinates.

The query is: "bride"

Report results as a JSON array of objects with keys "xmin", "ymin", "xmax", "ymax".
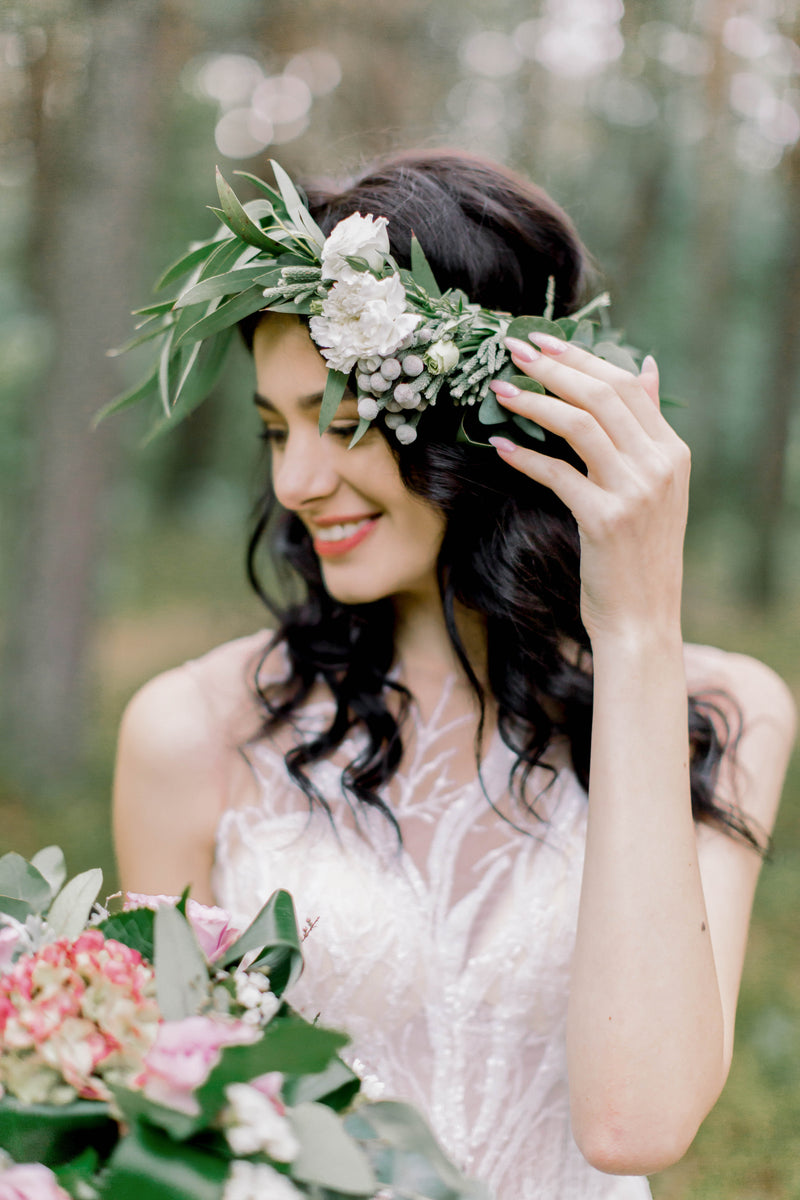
[{"xmin": 112, "ymin": 151, "xmax": 795, "ymax": 1198}]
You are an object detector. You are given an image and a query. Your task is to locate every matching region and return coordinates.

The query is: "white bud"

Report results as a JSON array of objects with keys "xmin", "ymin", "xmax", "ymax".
[
  {"xmin": 356, "ymin": 373, "xmax": 373, "ymax": 391},
  {"xmin": 369, "ymin": 372, "xmax": 391, "ymax": 393},
  {"xmin": 401, "ymin": 354, "xmax": 425, "ymax": 377},
  {"xmin": 384, "ymin": 398, "xmax": 402, "ymax": 413},
  {"xmin": 393, "ymin": 383, "xmax": 416, "ymax": 408},
  {"xmin": 358, "ymin": 356, "xmax": 381, "ymax": 374},
  {"xmin": 384, "ymin": 412, "xmax": 405, "ymax": 428},
  {"xmin": 395, "ymin": 423, "xmax": 418, "ymax": 444},
  {"xmin": 357, "ymin": 396, "xmax": 380, "ymax": 420},
  {"xmin": 380, "ymin": 357, "xmax": 402, "ymax": 380}
]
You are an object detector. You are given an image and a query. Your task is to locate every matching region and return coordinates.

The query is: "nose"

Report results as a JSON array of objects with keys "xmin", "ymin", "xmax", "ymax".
[{"xmin": 271, "ymin": 427, "xmax": 340, "ymax": 512}]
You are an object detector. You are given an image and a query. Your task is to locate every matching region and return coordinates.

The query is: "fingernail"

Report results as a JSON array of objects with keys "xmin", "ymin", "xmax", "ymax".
[
  {"xmin": 489, "ymin": 380, "xmax": 521, "ymax": 399},
  {"xmin": 641, "ymin": 354, "xmax": 657, "ymax": 375},
  {"xmin": 505, "ymin": 336, "xmax": 539, "ymax": 362},
  {"xmin": 488, "ymin": 436, "xmax": 518, "ymax": 454},
  {"xmin": 529, "ymin": 331, "xmax": 567, "ymax": 354}
]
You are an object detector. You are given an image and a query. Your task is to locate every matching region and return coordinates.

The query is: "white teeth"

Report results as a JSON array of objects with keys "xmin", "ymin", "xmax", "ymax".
[{"xmin": 315, "ymin": 519, "xmax": 373, "ymax": 543}]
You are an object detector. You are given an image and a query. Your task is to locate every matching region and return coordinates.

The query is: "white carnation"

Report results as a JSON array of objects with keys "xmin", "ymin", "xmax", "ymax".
[
  {"xmin": 320, "ymin": 212, "xmax": 390, "ymax": 282},
  {"xmin": 310, "ymin": 273, "xmax": 420, "ymax": 375},
  {"xmin": 223, "ymin": 1160, "xmax": 303, "ymax": 1200},
  {"xmin": 224, "ymin": 1083, "xmax": 300, "ymax": 1161}
]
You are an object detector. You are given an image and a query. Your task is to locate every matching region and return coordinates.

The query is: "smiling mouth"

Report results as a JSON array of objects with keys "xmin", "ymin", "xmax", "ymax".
[{"xmin": 313, "ymin": 516, "xmax": 380, "ymax": 558}]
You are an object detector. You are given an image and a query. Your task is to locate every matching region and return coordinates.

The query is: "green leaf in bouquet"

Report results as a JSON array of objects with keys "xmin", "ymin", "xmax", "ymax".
[
  {"xmin": 218, "ymin": 889, "xmax": 302, "ymax": 996},
  {"xmin": 410, "ymin": 233, "xmax": 442, "ymax": 299},
  {"xmin": 194, "ymin": 1014, "xmax": 349, "ymax": 1124},
  {"xmin": 174, "ymin": 265, "xmax": 278, "ymax": 309},
  {"xmin": 155, "ymin": 239, "xmax": 226, "ymax": 293},
  {"xmin": 281, "ymin": 1055, "xmax": 361, "ymax": 1112},
  {"xmin": 110, "ymin": 1084, "xmax": 200, "ymax": 1143},
  {"xmin": 347, "ymin": 1100, "xmax": 491, "ymax": 1200},
  {"xmin": 30, "ymin": 846, "xmax": 67, "ymax": 899},
  {"xmin": 97, "ymin": 906, "xmax": 156, "ymax": 961},
  {"xmin": 570, "ymin": 318, "xmax": 596, "ymax": 347},
  {"xmin": 510, "ymin": 413, "xmax": 546, "ymax": 441},
  {"xmin": 0, "ymin": 1096, "xmax": 116, "ymax": 1169},
  {"xmin": 290, "ymin": 1101, "xmax": 376, "ymax": 1196},
  {"xmin": 154, "ymin": 905, "xmax": 209, "ymax": 1020},
  {"xmin": 47, "ymin": 868, "xmax": 103, "ymax": 939},
  {"xmin": 92, "ymin": 366, "xmax": 160, "ymax": 428},
  {"xmin": 594, "ymin": 339, "xmax": 640, "ymax": 374},
  {"xmin": 142, "ymin": 327, "xmax": 236, "ymax": 445},
  {"xmin": 0, "ymin": 852, "xmax": 52, "ymax": 921},
  {"xmin": 269, "ymin": 159, "xmax": 326, "ymax": 251},
  {"xmin": 174, "ymin": 285, "xmax": 266, "ymax": 347},
  {"xmin": 215, "ymin": 168, "xmax": 287, "ymax": 255},
  {"xmin": 101, "ymin": 1120, "xmax": 227, "ymax": 1200},
  {"xmin": 54, "ymin": 1147, "xmax": 102, "ymax": 1198},
  {"xmin": 477, "ymin": 389, "xmax": 509, "ymax": 426},
  {"xmin": 318, "ymin": 370, "xmax": 349, "ymax": 437},
  {"xmin": 506, "ymin": 314, "xmax": 564, "ymax": 342}
]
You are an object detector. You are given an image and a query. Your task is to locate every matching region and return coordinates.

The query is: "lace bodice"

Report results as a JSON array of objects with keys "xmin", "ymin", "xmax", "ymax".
[{"xmin": 208, "ymin": 648, "xmax": 652, "ymax": 1200}]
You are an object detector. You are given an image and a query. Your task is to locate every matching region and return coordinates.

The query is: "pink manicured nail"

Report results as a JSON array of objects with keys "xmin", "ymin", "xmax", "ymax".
[
  {"xmin": 528, "ymin": 332, "xmax": 567, "ymax": 354},
  {"xmin": 488, "ymin": 436, "xmax": 518, "ymax": 454},
  {"xmin": 504, "ymin": 337, "xmax": 539, "ymax": 362},
  {"xmin": 489, "ymin": 380, "xmax": 521, "ymax": 398}
]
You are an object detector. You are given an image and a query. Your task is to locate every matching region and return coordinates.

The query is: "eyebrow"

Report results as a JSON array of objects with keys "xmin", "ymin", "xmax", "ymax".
[{"xmin": 253, "ymin": 390, "xmax": 325, "ymax": 414}]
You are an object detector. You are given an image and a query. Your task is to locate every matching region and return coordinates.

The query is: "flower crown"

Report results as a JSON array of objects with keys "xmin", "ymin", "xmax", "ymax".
[{"xmin": 101, "ymin": 161, "xmax": 641, "ymax": 447}]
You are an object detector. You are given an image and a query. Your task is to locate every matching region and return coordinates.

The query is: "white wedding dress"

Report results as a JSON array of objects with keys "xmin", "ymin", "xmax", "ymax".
[{"xmin": 205, "ymin": 640, "xmax": 653, "ymax": 1200}]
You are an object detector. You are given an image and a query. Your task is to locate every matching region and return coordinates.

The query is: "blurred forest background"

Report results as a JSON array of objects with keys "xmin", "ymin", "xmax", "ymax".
[{"xmin": 0, "ymin": 0, "xmax": 798, "ymax": 1194}]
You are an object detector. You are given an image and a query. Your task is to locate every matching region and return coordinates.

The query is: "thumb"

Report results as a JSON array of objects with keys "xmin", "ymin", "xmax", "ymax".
[{"xmin": 639, "ymin": 354, "xmax": 660, "ymax": 406}]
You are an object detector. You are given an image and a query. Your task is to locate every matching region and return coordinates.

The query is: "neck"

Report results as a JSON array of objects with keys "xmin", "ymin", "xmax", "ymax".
[{"xmin": 393, "ymin": 585, "xmax": 488, "ymax": 693}]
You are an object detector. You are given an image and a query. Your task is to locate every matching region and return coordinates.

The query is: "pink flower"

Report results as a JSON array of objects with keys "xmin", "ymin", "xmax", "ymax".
[
  {"xmin": 0, "ymin": 1163, "xmax": 71, "ymax": 1200},
  {"xmin": 124, "ymin": 895, "xmax": 241, "ymax": 962},
  {"xmin": 140, "ymin": 1015, "xmax": 259, "ymax": 1115}
]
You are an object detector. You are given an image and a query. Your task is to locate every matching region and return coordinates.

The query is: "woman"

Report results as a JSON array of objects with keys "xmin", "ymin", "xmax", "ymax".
[{"xmin": 113, "ymin": 152, "xmax": 795, "ymax": 1198}]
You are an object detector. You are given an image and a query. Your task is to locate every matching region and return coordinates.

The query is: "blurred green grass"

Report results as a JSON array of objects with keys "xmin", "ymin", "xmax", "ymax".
[{"xmin": 1, "ymin": 527, "xmax": 798, "ymax": 1197}]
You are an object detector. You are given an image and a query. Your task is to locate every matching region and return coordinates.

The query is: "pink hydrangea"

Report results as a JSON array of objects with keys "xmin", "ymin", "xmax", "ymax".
[
  {"xmin": 139, "ymin": 1015, "xmax": 260, "ymax": 1115},
  {"xmin": 124, "ymin": 895, "xmax": 241, "ymax": 962},
  {"xmin": 0, "ymin": 1163, "xmax": 71, "ymax": 1200},
  {"xmin": 0, "ymin": 932, "xmax": 158, "ymax": 1104}
]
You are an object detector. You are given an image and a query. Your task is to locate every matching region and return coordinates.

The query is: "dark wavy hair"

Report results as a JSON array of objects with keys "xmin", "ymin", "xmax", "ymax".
[{"xmin": 244, "ymin": 150, "xmax": 761, "ymax": 850}]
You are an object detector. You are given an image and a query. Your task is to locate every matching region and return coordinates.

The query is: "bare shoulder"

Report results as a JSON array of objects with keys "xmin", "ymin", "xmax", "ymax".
[
  {"xmin": 113, "ymin": 630, "xmax": 280, "ymax": 898},
  {"xmin": 684, "ymin": 641, "xmax": 797, "ymax": 743}
]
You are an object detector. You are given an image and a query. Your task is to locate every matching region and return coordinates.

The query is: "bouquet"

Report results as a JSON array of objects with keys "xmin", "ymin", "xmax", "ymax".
[{"xmin": 0, "ymin": 849, "xmax": 487, "ymax": 1200}]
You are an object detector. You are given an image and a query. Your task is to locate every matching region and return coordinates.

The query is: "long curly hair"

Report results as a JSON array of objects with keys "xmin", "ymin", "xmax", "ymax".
[{"xmin": 244, "ymin": 150, "xmax": 761, "ymax": 849}]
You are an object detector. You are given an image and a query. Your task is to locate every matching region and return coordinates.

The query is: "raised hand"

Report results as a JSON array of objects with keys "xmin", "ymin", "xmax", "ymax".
[{"xmin": 489, "ymin": 333, "xmax": 690, "ymax": 645}]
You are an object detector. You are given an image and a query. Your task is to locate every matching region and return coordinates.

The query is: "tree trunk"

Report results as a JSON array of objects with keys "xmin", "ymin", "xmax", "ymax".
[{"xmin": 1, "ymin": 0, "xmax": 160, "ymax": 790}]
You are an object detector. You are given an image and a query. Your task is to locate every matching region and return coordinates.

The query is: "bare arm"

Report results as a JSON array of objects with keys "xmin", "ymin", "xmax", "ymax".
[{"xmin": 491, "ymin": 336, "xmax": 795, "ymax": 1174}]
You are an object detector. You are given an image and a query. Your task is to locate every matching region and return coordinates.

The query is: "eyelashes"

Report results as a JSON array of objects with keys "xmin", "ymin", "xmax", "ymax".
[{"xmin": 258, "ymin": 424, "xmax": 360, "ymax": 446}]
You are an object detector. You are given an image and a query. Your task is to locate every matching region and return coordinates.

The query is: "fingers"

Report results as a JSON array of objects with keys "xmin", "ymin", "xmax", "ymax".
[
  {"xmin": 506, "ymin": 333, "xmax": 668, "ymax": 443},
  {"xmin": 639, "ymin": 355, "xmax": 660, "ymax": 407},
  {"xmin": 488, "ymin": 434, "xmax": 603, "ymax": 521}
]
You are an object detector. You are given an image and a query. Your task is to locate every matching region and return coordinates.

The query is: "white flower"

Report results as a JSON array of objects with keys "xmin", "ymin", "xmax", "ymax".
[
  {"xmin": 223, "ymin": 1160, "xmax": 303, "ymax": 1200},
  {"xmin": 320, "ymin": 212, "xmax": 390, "ymax": 282},
  {"xmin": 224, "ymin": 1082, "xmax": 300, "ymax": 1161},
  {"xmin": 310, "ymin": 273, "xmax": 420, "ymax": 375},
  {"xmin": 424, "ymin": 339, "xmax": 460, "ymax": 375},
  {"xmin": 233, "ymin": 969, "xmax": 280, "ymax": 1026}
]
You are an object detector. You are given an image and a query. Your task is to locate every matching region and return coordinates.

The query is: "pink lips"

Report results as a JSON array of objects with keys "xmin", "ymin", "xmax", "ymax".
[{"xmin": 312, "ymin": 516, "xmax": 380, "ymax": 558}]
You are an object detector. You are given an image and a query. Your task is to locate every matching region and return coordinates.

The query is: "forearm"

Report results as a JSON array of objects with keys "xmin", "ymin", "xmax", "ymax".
[{"xmin": 566, "ymin": 626, "xmax": 726, "ymax": 1173}]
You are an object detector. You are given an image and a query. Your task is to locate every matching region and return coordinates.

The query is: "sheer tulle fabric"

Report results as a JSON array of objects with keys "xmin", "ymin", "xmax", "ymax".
[{"xmin": 209, "ymin": 664, "xmax": 651, "ymax": 1199}]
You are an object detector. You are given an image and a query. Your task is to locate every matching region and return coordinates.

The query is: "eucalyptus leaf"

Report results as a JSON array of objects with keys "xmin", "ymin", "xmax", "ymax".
[
  {"xmin": 219, "ymin": 888, "xmax": 301, "ymax": 996},
  {"xmin": 349, "ymin": 416, "xmax": 371, "ymax": 448},
  {"xmin": 173, "ymin": 339, "xmax": 203, "ymax": 407},
  {"xmin": 233, "ymin": 169, "xmax": 282, "ymax": 206},
  {"xmin": 594, "ymin": 340, "xmax": 640, "ymax": 374},
  {"xmin": 110, "ymin": 1084, "xmax": 199, "ymax": 1142},
  {"xmin": 132, "ymin": 300, "xmax": 175, "ymax": 318},
  {"xmin": 571, "ymin": 319, "xmax": 596, "ymax": 347},
  {"xmin": 477, "ymin": 390, "xmax": 508, "ymax": 426},
  {"xmin": 556, "ymin": 317, "xmax": 578, "ymax": 339},
  {"xmin": 102, "ymin": 1119, "xmax": 227, "ymax": 1200},
  {"xmin": 0, "ymin": 1096, "xmax": 115, "ymax": 1170},
  {"xmin": 410, "ymin": 234, "xmax": 442, "ymax": 299},
  {"xmin": 30, "ymin": 846, "xmax": 67, "ymax": 898},
  {"xmin": 154, "ymin": 905, "xmax": 209, "ymax": 1020},
  {"xmin": 349, "ymin": 1100, "xmax": 491, "ymax": 1200},
  {"xmin": 318, "ymin": 369, "xmax": 349, "ymax": 434},
  {"xmin": 506, "ymin": 314, "xmax": 564, "ymax": 342},
  {"xmin": 509, "ymin": 374, "xmax": 546, "ymax": 394},
  {"xmin": 262, "ymin": 298, "xmax": 313, "ymax": 316},
  {"xmin": 143, "ymin": 328, "xmax": 235, "ymax": 444},
  {"xmin": 290, "ymin": 1101, "xmax": 376, "ymax": 1195},
  {"xmin": 47, "ymin": 869, "xmax": 103, "ymax": 939},
  {"xmin": 511, "ymin": 413, "xmax": 546, "ymax": 441},
  {"xmin": 157, "ymin": 325, "xmax": 177, "ymax": 416},
  {"xmin": 282, "ymin": 1055, "xmax": 361, "ymax": 1110},
  {"xmin": 0, "ymin": 853, "xmax": 52, "ymax": 919},
  {"xmin": 107, "ymin": 321, "xmax": 171, "ymax": 358}
]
